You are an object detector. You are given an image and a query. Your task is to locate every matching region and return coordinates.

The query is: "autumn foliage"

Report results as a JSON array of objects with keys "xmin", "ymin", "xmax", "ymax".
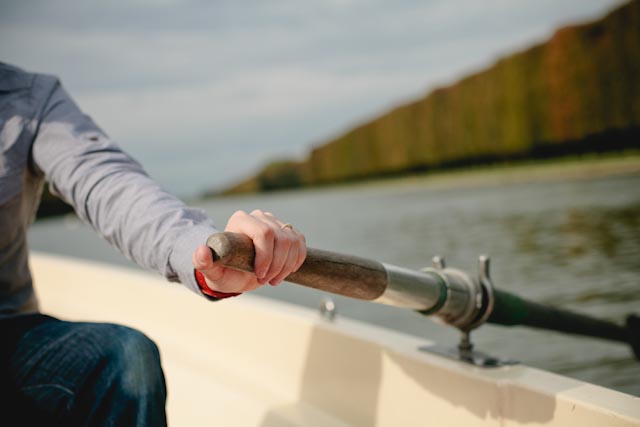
[{"xmin": 224, "ymin": 0, "xmax": 639, "ymax": 194}]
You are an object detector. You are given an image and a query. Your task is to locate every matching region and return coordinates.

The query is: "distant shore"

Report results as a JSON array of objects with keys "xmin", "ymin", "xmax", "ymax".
[
  {"xmin": 213, "ymin": 151, "xmax": 640, "ymax": 199},
  {"xmin": 354, "ymin": 151, "xmax": 640, "ymax": 191}
]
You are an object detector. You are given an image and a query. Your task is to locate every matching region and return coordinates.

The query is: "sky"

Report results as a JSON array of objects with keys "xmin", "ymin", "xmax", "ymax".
[{"xmin": 0, "ymin": 0, "xmax": 627, "ymax": 197}]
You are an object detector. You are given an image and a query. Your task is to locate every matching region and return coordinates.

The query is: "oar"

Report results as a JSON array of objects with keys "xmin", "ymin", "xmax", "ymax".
[{"xmin": 207, "ymin": 232, "xmax": 640, "ymax": 360}]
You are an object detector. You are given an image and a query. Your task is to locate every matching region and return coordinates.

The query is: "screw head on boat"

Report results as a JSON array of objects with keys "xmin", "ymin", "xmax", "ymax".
[
  {"xmin": 432, "ymin": 255, "xmax": 446, "ymax": 269},
  {"xmin": 319, "ymin": 297, "xmax": 336, "ymax": 321}
]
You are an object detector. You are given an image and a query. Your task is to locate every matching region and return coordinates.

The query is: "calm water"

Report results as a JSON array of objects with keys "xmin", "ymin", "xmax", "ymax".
[{"xmin": 29, "ymin": 172, "xmax": 640, "ymax": 396}]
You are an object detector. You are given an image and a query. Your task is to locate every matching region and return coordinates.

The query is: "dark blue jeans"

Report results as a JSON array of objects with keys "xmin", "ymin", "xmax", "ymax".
[{"xmin": 0, "ymin": 314, "xmax": 167, "ymax": 426}]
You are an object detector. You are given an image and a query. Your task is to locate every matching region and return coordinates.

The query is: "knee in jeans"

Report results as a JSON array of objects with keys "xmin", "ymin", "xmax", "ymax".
[{"xmin": 97, "ymin": 324, "xmax": 165, "ymax": 399}]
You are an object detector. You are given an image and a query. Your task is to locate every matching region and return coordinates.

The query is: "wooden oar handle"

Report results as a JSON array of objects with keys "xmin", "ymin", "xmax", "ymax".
[{"xmin": 206, "ymin": 232, "xmax": 388, "ymax": 300}]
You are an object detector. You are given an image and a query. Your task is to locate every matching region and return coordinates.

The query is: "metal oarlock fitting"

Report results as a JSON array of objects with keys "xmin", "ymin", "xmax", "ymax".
[
  {"xmin": 420, "ymin": 255, "xmax": 516, "ymax": 367},
  {"xmin": 427, "ymin": 255, "xmax": 495, "ymax": 332}
]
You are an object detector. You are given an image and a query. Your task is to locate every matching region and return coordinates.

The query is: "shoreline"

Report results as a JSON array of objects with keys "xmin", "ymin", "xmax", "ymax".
[
  {"xmin": 370, "ymin": 151, "xmax": 640, "ymax": 191},
  {"xmin": 214, "ymin": 151, "xmax": 640, "ymax": 199}
]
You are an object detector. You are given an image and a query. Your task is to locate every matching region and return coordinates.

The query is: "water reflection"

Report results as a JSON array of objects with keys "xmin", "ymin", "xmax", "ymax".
[
  {"xmin": 508, "ymin": 204, "xmax": 640, "ymax": 264},
  {"xmin": 504, "ymin": 203, "xmax": 640, "ymax": 313}
]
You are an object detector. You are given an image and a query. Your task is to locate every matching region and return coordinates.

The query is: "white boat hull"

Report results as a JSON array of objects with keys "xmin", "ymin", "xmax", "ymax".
[{"xmin": 30, "ymin": 253, "xmax": 640, "ymax": 426}]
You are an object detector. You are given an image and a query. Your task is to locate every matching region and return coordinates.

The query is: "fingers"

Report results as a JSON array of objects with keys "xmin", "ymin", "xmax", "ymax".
[
  {"xmin": 268, "ymin": 239, "xmax": 298, "ymax": 286},
  {"xmin": 294, "ymin": 233, "xmax": 307, "ymax": 272},
  {"xmin": 225, "ymin": 210, "xmax": 276, "ymax": 281},
  {"xmin": 268, "ymin": 213, "xmax": 307, "ymax": 276},
  {"xmin": 255, "ymin": 211, "xmax": 294, "ymax": 285},
  {"xmin": 225, "ymin": 209, "xmax": 306, "ymax": 287}
]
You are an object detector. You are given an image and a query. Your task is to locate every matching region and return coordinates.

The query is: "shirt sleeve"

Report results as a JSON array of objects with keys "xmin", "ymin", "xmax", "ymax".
[{"xmin": 30, "ymin": 74, "xmax": 218, "ymax": 297}]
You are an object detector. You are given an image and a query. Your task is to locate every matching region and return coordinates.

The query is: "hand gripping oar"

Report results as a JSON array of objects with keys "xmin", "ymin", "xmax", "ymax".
[{"xmin": 207, "ymin": 232, "xmax": 640, "ymax": 362}]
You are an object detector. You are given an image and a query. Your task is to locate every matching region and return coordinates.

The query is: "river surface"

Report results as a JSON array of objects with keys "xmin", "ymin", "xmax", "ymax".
[{"xmin": 29, "ymin": 171, "xmax": 640, "ymax": 397}]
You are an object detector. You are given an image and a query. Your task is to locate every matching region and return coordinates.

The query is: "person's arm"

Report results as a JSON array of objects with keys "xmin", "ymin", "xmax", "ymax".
[{"xmin": 30, "ymin": 75, "xmax": 305, "ymax": 297}]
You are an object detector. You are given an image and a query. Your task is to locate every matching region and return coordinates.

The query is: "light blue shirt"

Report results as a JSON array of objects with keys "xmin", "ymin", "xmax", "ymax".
[{"xmin": 0, "ymin": 62, "xmax": 218, "ymax": 316}]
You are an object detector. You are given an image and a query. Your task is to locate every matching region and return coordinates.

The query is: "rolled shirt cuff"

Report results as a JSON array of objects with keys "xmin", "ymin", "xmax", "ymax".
[{"xmin": 168, "ymin": 222, "xmax": 219, "ymax": 297}]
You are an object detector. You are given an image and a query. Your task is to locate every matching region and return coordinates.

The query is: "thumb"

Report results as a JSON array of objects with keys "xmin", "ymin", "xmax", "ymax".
[{"xmin": 192, "ymin": 244, "xmax": 225, "ymax": 283}]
